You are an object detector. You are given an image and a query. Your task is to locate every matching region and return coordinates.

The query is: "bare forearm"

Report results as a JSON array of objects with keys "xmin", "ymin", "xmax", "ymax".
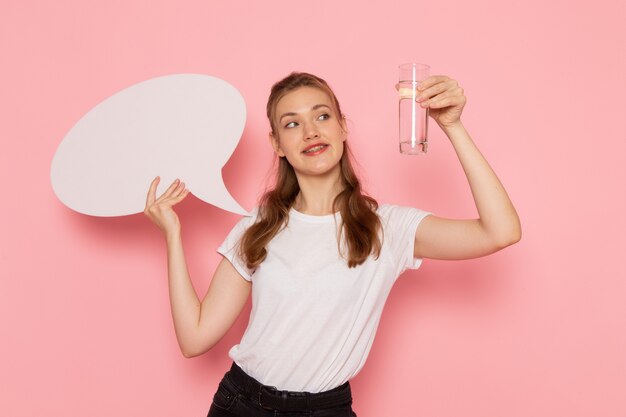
[
  {"xmin": 441, "ymin": 121, "xmax": 521, "ymax": 245},
  {"xmin": 165, "ymin": 230, "xmax": 201, "ymax": 354}
]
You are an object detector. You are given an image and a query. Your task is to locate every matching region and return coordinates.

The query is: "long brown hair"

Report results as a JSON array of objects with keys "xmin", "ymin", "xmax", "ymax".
[{"xmin": 239, "ymin": 72, "xmax": 382, "ymax": 269}]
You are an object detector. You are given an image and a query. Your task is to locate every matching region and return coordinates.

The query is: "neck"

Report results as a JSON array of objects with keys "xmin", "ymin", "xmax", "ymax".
[{"xmin": 293, "ymin": 166, "xmax": 344, "ymax": 215}]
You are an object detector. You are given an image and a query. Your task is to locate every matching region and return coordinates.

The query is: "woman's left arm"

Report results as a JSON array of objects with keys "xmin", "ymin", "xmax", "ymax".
[{"xmin": 412, "ymin": 76, "xmax": 522, "ymax": 260}]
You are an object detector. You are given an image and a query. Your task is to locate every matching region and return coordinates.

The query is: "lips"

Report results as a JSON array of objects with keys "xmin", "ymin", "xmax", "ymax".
[{"xmin": 302, "ymin": 143, "xmax": 329, "ymax": 154}]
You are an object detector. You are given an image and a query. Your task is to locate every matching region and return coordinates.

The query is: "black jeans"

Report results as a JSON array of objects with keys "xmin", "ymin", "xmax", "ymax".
[{"xmin": 207, "ymin": 362, "xmax": 357, "ymax": 417}]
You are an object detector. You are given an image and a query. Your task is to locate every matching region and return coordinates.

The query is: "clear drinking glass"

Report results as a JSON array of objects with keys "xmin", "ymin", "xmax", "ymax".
[{"xmin": 398, "ymin": 63, "xmax": 430, "ymax": 154}]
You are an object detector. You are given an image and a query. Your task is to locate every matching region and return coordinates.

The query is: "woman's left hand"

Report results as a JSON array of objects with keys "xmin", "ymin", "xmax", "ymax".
[{"xmin": 416, "ymin": 75, "xmax": 466, "ymax": 128}]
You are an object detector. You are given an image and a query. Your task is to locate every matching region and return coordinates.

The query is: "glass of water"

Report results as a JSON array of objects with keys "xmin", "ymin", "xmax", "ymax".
[{"xmin": 398, "ymin": 63, "xmax": 430, "ymax": 154}]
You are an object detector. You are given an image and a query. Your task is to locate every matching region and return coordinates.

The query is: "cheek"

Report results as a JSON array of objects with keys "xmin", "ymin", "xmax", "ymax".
[{"xmin": 277, "ymin": 136, "xmax": 300, "ymax": 157}]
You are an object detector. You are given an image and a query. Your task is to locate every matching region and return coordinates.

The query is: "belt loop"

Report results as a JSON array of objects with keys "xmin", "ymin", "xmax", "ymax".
[{"xmin": 258, "ymin": 385, "xmax": 279, "ymax": 410}]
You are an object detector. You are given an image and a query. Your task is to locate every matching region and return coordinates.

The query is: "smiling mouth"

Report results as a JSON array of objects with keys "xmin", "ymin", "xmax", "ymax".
[{"xmin": 303, "ymin": 144, "xmax": 328, "ymax": 154}]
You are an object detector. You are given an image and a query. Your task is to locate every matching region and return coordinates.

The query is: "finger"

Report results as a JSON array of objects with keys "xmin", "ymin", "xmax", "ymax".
[
  {"xmin": 174, "ymin": 188, "xmax": 191, "ymax": 202},
  {"xmin": 160, "ymin": 183, "xmax": 187, "ymax": 209},
  {"xmin": 417, "ymin": 75, "xmax": 451, "ymax": 91},
  {"xmin": 429, "ymin": 86, "xmax": 464, "ymax": 103},
  {"xmin": 424, "ymin": 93, "xmax": 466, "ymax": 109},
  {"xmin": 420, "ymin": 86, "xmax": 464, "ymax": 106},
  {"xmin": 145, "ymin": 176, "xmax": 160, "ymax": 208},
  {"xmin": 417, "ymin": 79, "xmax": 458, "ymax": 101},
  {"xmin": 172, "ymin": 182, "xmax": 187, "ymax": 198},
  {"xmin": 166, "ymin": 187, "xmax": 190, "ymax": 207},
  {"xmin": 157, "ymin": 179, "xmax": 182, "ymax": 201}
]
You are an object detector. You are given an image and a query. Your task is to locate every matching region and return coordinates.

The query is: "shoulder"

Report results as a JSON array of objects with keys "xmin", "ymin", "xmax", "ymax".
[
  {"xmin": 237, "ymin": 206, "xmax": 260, "ymax": 224},
  {"xmin": 375, "ymin": 204, "xmax": 433, "ymax": 242},
  {"xmin": 222, "ymin": 206, "xmax": 260, "ymax": 237},
  {"xmin": 376, "ymin": 203, "xmax": 430, "ymax": 222},
  {"xmin": 247, "ymin": 206, "xmax": 261, "ymax": 221}
]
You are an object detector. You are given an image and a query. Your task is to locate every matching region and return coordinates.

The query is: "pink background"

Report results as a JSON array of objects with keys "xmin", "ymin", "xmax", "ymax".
[{"xmin": 1, "ymin": 1, "xmax": 625, "ymax": 416}]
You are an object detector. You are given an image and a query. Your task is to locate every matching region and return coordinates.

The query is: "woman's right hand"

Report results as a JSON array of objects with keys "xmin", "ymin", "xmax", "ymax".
[{"xmin": 144, "ymin": 176, "xmax": 190, "ymax": 238}]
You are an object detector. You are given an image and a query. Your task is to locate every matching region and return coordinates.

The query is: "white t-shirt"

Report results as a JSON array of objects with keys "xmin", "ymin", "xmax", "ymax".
[{"xmin": 217, "ymin": 204, "xmax": 431, "ymax": 393}]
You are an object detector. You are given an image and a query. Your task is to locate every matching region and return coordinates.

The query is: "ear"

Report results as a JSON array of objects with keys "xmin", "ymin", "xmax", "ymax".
[
  {"xmin": 268, "ymin": 132, "xmax": 285, "ymax": 157},
  {"xmin": 340, "ymin": 116, "xmax": 348, "ymax": 142}
]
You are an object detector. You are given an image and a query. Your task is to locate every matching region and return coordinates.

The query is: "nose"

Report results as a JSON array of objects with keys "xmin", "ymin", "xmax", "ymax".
[{"xmin": 304, "ymin": 122, "xmax": 320, "ymax": 141}]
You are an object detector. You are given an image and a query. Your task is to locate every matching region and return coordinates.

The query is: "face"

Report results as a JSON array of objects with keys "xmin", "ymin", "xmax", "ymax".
[{"xmin": 270, "ymin": 86, "xmax": 347, "ymax": 179}]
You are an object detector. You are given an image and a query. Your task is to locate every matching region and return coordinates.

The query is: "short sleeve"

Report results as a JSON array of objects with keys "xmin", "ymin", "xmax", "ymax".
[
  {"xmin": 378, "ymin": 204, "xmax": 432, "ymax": 275},
  {"xmin": 216, "ymin": 208, "xmax": 259, "ymax": 281}
]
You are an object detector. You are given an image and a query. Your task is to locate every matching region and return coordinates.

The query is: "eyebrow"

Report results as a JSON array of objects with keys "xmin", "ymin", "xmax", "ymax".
[{"xmin": 279, "ymin": 104, "xmax": 332, "ymax": 122}]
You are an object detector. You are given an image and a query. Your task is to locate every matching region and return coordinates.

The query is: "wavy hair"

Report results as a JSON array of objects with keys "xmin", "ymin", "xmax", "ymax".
[{"xmin": 239, "ymin": 72, "xmax": 382, "ymax": 268}]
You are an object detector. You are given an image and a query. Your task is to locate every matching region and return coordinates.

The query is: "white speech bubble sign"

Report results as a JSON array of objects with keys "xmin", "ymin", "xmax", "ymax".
[{"xmin": 50, "ymin": 73, "xmax": 249, "ymax": 217}]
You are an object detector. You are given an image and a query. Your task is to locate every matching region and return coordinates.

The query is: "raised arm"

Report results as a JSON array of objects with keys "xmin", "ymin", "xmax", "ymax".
[
  {"xmin": 144, "ymin": 177, "xmax": 251, "ymax": 357},
  {"xmin": 410, "ymin": 76, "xmax": 521, "ymax": 260}
]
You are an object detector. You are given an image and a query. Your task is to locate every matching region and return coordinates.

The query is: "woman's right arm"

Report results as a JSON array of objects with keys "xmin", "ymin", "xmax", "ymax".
[{"xmin": 145, "ymin": 177, "xmax": 251, "ymax": 358}]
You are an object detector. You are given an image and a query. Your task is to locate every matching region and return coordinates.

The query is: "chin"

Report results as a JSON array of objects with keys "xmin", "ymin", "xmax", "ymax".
[{"xmin": 300, "ymin": 162, "xmax": 342, "ymax": 178}]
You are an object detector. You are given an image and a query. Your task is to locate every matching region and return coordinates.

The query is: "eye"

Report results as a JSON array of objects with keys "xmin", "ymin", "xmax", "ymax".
[
  {"xmin": 285, "ymin": 121, "xmax": 298, "ymax": 128},
  {"xmin": 318, "ymin": 113, "xmax": 330, "ymax": 121}
]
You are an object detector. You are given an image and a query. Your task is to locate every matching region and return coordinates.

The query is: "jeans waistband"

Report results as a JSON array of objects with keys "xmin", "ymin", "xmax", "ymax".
[{"xmin": 226, "ymin": 362, "xmax": 353, "ymax": 412}]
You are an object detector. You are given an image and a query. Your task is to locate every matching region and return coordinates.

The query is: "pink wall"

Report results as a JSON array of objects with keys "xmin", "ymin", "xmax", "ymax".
[{"xmin": 1, "ymin": 1, "xmax": 625, "ymax": 416}]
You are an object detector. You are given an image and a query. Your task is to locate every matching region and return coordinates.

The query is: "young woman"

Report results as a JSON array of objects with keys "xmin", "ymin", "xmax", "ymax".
[{"xmin": 144, "ymin": 72, "xmax": 521, "ymax": 416}]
